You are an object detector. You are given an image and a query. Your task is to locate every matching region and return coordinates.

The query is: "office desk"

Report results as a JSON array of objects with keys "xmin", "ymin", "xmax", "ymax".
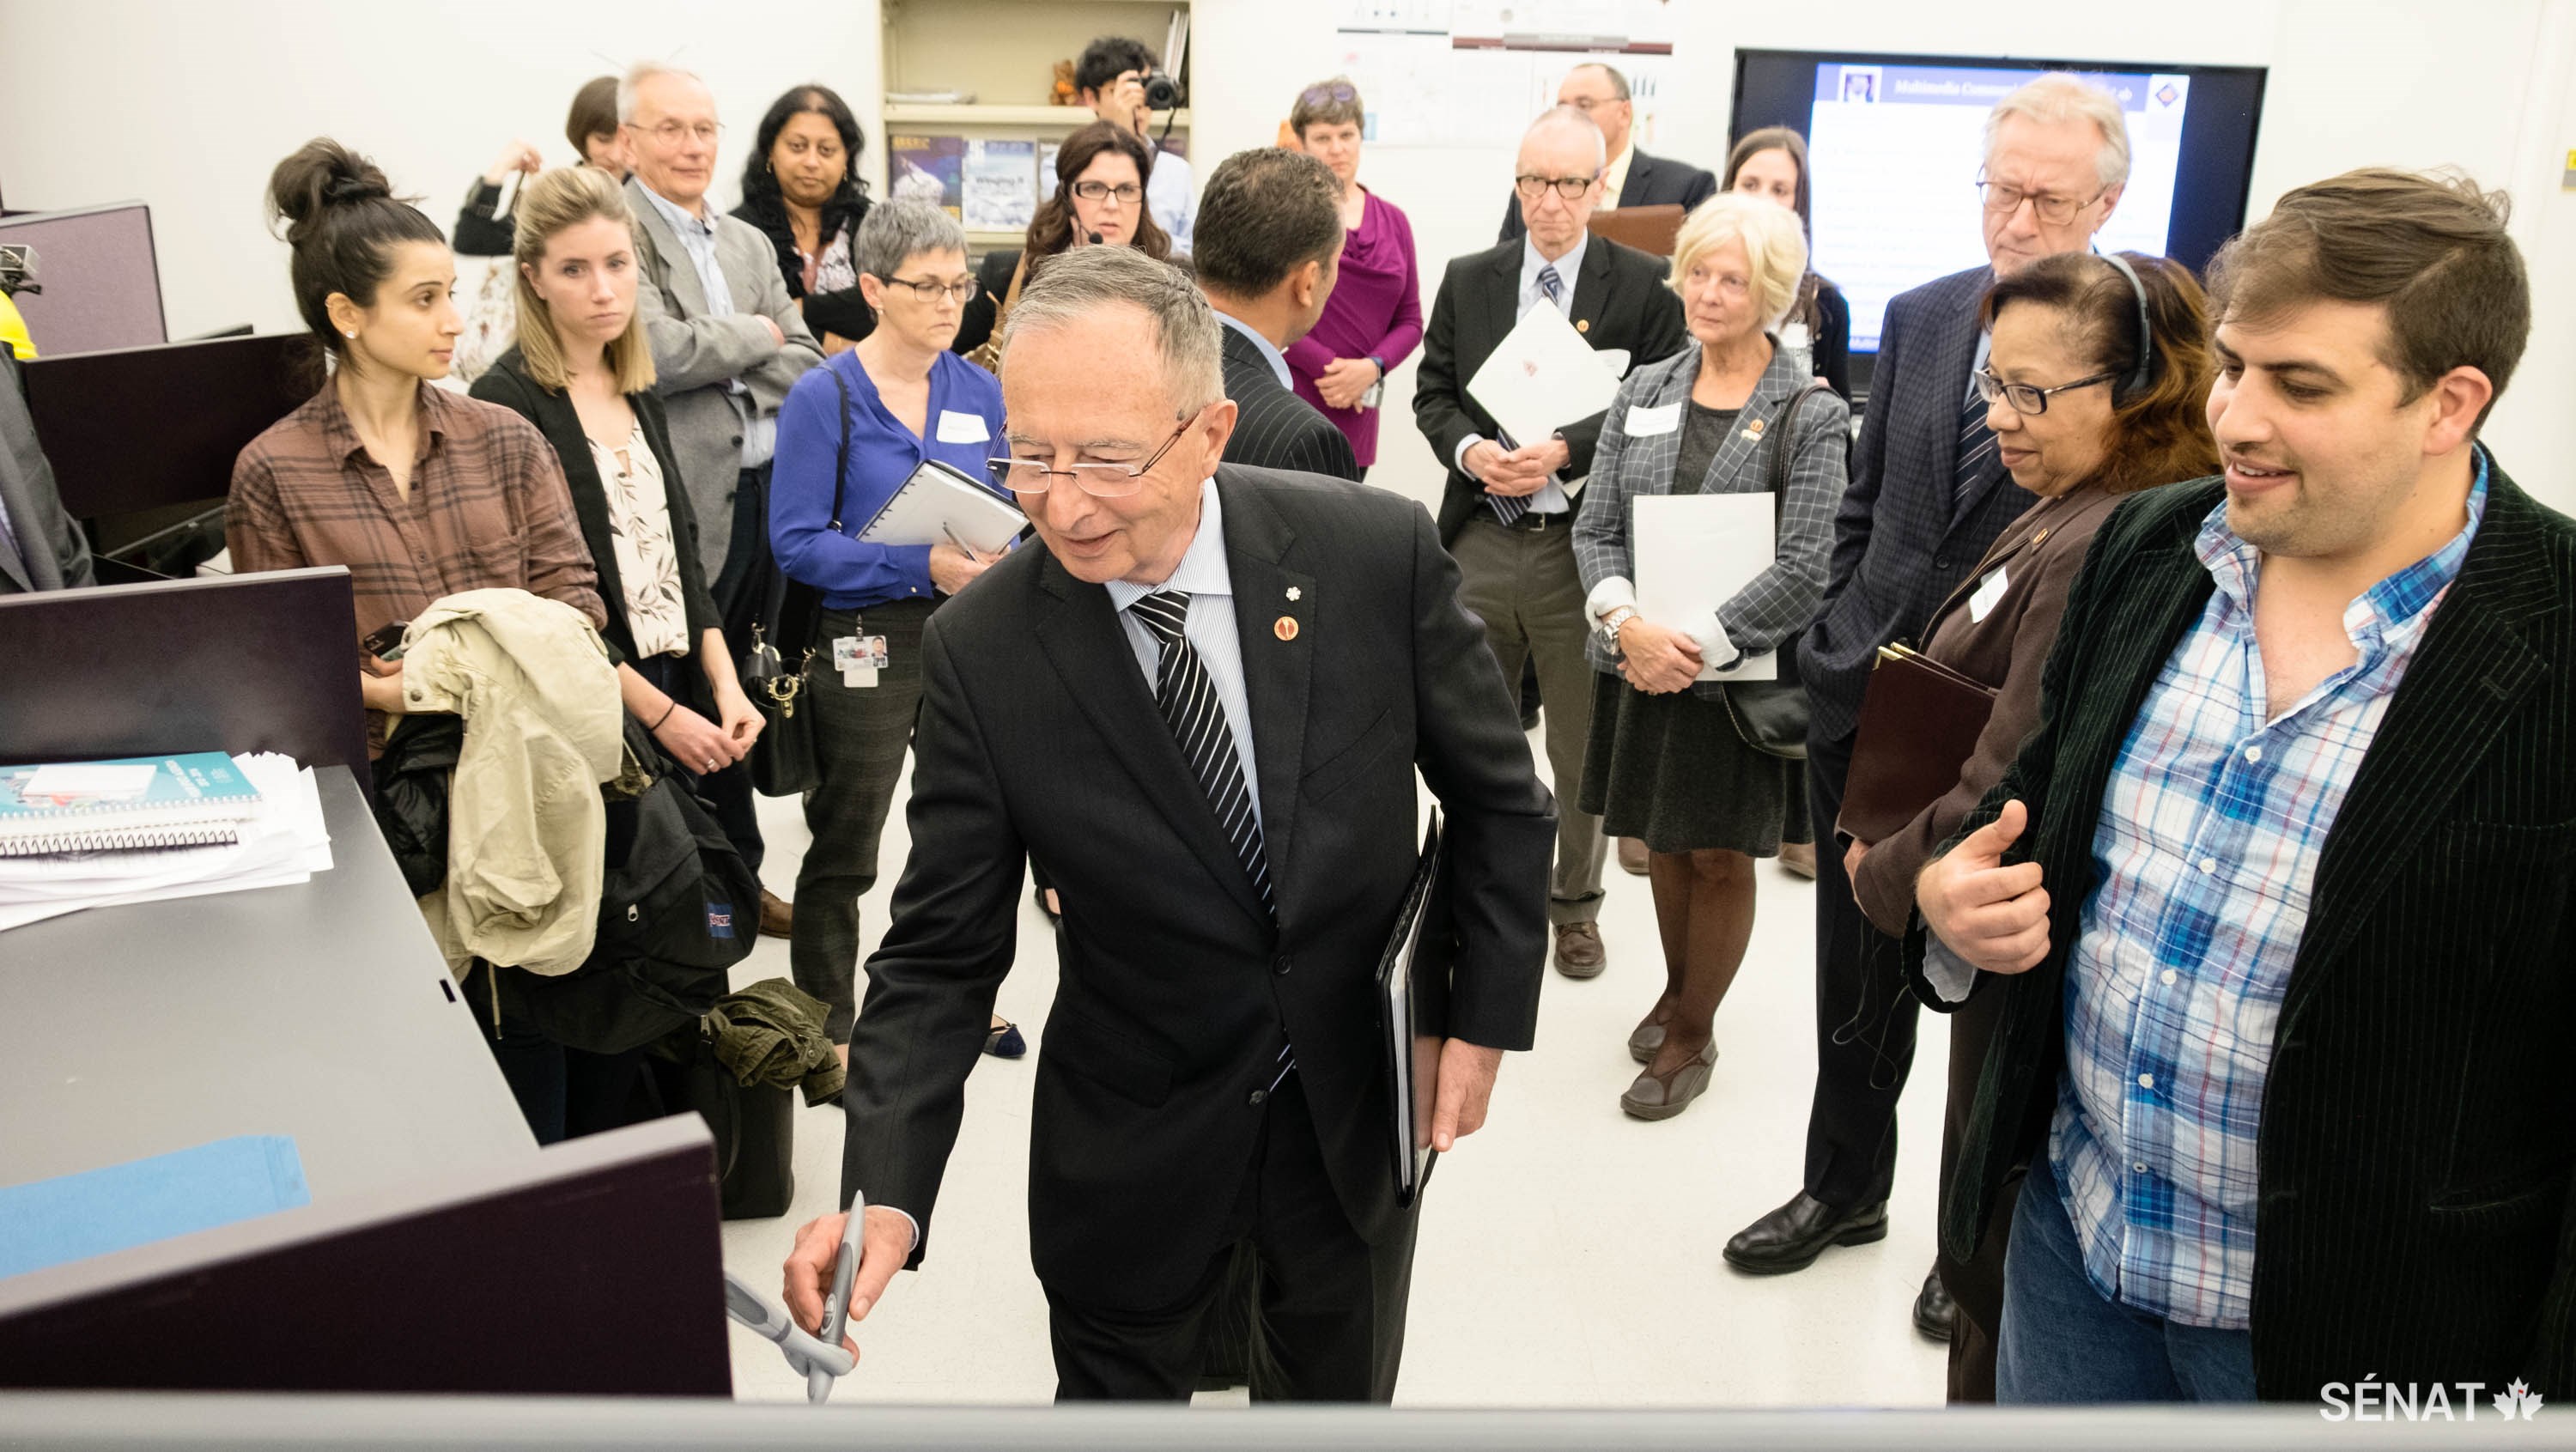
[{"xmin": 0, "ymin": 766, "xmax": 535, "ymax": 1200}]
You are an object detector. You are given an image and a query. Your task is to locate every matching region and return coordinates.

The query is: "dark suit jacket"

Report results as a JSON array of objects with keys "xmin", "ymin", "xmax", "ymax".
[
  {"xmin": 1496, "ymin": 147, "xmax": 1719, "ymax": 243},
  {"xmin": 1906, "ymin": 464, "xmax": 2576, "ymax": 1399},
  {"xmin": 839, "ymin": 465, "xmax": 1556, "ymax": 1312},
  {"xmin": 1413, "ymin": 237, "xmax": 1687, "ymax": 547},
  {"xmin": 951, "ymin": 248, "xmax": 1024, "ymax": 361},
  {"xmin": 0, "ymin": 348, "xmax": 94, "ymax": 593},
  {"xmin": 1218, "ymin": 321, "xmax": 1360, "ymax": 482},
  {"xmin": 1848, "ymin": 483, "xmax": 2123, "ymax": 934},
  {"xmin": 1803, "ymin": 264, "xmax": 2035, "ymax": 743},
  {"xmin": 468, "ymin": 349, "xmax": 722, "ymax": 674}
]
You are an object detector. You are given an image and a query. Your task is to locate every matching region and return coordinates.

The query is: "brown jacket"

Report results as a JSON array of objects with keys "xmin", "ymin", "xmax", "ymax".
[{"xmin": 1846, "ymin": 483, "xmax": 2123, "ymax": 936}]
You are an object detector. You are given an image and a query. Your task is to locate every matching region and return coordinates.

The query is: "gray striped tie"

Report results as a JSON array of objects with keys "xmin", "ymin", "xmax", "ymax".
[
  {"xmin": 1127, "ymin": 591, "xmax": 1273, "ymax": 914},
  {"xmin": 1953, "ymin": 381, "xmax": 1999, "ymax": 513},
  {"xmin": 1484, "ymin": 264, "xmax": 1564, "ymax": 526}
]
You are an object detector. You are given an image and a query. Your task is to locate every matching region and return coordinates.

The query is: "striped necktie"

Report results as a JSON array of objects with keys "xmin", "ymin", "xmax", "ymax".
[
  {"xmin": 1953, "ymin": 380, "xmax": 1999, "ymax": 513},
  {"xmin": 1484, "ymin": 264, "xmax": 1568, "ymax": 526},
  {"xmin": 1127, "ymin": 591, "xmax": 1273, "ymax": 914},
  {"xmin": 1537, "ymin": 263, "xmax": 1564, "ymax": 305}
]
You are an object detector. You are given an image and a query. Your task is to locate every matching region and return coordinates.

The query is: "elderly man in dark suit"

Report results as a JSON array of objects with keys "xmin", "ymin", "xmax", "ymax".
[
  {"xmin": 1914, "ymin": 168, "xmax": 2567, "ymax": 1403},
  {"xmin": 0, "ymin": 347, "xmax": 93, "ymax": 593},
  {"xmin": 1196, "ymin": 148, "xmax": 1361, "ymax": 483},
  {"xmin": 1417, "ymin": 105, "xmax": 1686, "ymax": 981},
  {"xmin": 1496, "ymin": 64, "xmax": 1716, "ymax": 244},
  {"xmin": 1724, "ymin": 75, "xmax": 2134, "ymax": 1333},
  {"xmin": 781, "ymin": 246, "xmax": 1554, "ymax": 1403}
]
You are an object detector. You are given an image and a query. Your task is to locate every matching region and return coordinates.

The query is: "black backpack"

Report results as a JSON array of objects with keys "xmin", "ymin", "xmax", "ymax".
[{"xmin": 509, "ymin": 724, "xmax": 760, "ymax": 1054}]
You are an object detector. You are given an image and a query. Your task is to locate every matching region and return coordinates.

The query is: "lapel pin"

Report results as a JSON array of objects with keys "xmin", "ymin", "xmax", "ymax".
[
  {"xmin": 1741, "ymin": 416, "xmax": 1767, "ymax": 441},
  {"xmin": 1275, "ymin": 616, "xmax": 1300, "ymax": 642},
  {"xmin": 1576, "ymin": 319, "xmax": 1591, "ymax": 334},
  {"xmin": 2032, "ymin": 527, "xmax": 2052, "ymax": 547},
  {"xmin": 1285, "ymin": 586, "xmax": 1302, "ymax": 601}
]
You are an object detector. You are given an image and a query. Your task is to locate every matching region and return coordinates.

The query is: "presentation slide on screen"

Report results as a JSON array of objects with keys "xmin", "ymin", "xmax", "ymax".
[{"xmin": 1807, "ymin": 63, "xmax": 2189, "ymax": 351}]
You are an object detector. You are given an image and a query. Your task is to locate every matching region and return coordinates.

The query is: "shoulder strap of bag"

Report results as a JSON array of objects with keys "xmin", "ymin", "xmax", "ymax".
[
  {"xmin": 828, "ymin": 361, "xmax": 854, "ymax": 532},
  {"xmin": 995, "ymin": 255, "xmax": 1030, "ymax": 331}
]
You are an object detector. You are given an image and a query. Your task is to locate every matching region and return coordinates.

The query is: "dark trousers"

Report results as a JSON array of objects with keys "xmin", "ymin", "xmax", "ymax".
[
  {"xmin": 1047, "ymin": 1073, "xmax": 1419, "ymax": 1403},
  {"xmin": 466, "ymin": 963, "xmax": 645, "ymax": 1146},
  {"xmin": 791, "ymin": 599, "xmax": 933, "ymax": 1043},
  {"xmin": 1936, "ymin": 971, "xmax": 2021, "ymax": 1402},
  {"xmin": 1802, "ymin": 725, "xmax": 1919, "ymax": 1211}
]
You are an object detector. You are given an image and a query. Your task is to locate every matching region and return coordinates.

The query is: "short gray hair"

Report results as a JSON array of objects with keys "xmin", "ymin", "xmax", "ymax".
[
  {"xmin": 853, "ymin": 199, "xmax": 966, "ymax": 283},
  {"xmin": 1984, "ymin": 73, "xmax": 2132, "ymax": 191},
  {"xmin": 1524, "ymin": 104, "xmax": 1606, "ymax": 171},
  {"xmin": 1001, "ymin": 246, "xmax": 1221, "ymax": 416},
  {"xmin": 617, "ymin": 61, "xmax": 703, "ymax": 125}
]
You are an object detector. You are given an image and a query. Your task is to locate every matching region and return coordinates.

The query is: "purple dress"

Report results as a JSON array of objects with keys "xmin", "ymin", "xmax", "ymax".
[{"xmin": 1285, "ymin": 189, "xmax": 1423, "ymax": 470}]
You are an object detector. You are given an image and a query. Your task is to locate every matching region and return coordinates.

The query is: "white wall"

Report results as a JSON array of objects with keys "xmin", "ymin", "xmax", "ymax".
[{"xmin": 0, "ymin": 0, "xmax": 2565, "ymax": 509}]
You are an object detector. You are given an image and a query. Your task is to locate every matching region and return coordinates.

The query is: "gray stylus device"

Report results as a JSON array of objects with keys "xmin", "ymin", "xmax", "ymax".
[{"xmin": 809, "ymin": 1192, "xmax": 866, "ymax": 1402}]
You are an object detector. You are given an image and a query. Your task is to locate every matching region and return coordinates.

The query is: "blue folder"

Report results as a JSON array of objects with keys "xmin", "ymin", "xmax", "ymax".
[{"xmin": 0, "ymin": 1135, "xmax": 309, "ymax": 1279}]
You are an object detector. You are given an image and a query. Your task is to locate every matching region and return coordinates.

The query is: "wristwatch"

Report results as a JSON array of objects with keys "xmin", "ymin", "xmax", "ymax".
[{"xmin": 1598, "ymin": 605, "xmax": 1639, "ymax": 651}]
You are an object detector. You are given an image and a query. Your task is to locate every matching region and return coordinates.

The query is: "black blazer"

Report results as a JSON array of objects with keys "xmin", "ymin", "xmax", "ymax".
[
  {"xmin": 468, "ymin": 348, "xmax": 722, "ymax": 675},
  {"xmin": 1906, "ymin": 464, "xmax": 2576, "ymax": 1399},
  {"xmin": 837, "ymin": 465, "xmax": 1556, "ymax": 1312},
  {"xmin": 1802, "ymin": 264, "xmax": 2034, "ymax": 742},
  {"xmin": 731, "ymin": 192, "xmax": 877, "ymax": 346},
  {"xmin": 1218, "ymin": 321, "xmax": 1360, "ymax": 482},
  {"xmin": 1496, "ymin": 147, "xmax": 1719, "ymax": 243},
  {"xmin": 1413, "ymin": 236, "xmax": 1687, "ymax": 547}
]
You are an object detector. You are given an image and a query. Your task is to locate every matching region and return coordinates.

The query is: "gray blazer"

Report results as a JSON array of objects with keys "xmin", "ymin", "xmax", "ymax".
[
  {"xmin": 0, "ymin": 349, "xmax": 94, "ymax": 593},
  {"xmin": 624, "ymin": 177, "xmax": 823, "ymax": 582},
  {"xmin": 1571, "ymin": 339, "xmax": 1850, "ymax": 697}
]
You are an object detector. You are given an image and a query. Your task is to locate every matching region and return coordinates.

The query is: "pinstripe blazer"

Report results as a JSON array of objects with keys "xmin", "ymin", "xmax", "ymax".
[
  {"xmin": 1219, "ymin": 325, "xmax": 1361, "ymax": 482},
  {"xmin": 1905, "ymin": 464, "xmax": 2576, "ymax": 1398},
  {"xmin": 1802, "ymin": 264, "xmax": 2037, "ymax": 742},
  {"xmin": 1571, "ymin": 340, "xmax": 1850, "ymax": 696}
]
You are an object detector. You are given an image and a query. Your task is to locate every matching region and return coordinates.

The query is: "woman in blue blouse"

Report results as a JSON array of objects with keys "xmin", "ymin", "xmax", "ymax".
[{"xmin": 770, "ymin": 198, "xmax": 1017, "ymax": 1062}]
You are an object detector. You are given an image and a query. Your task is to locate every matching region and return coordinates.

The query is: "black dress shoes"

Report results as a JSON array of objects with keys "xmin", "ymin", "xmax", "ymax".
[
  {"xmin": 1912, "ymin": 1266, "xmax": 1956, "ymax": 1342},
  {"xmin": 1722, "ymin": 1190, "xmax": 1890, "ymax": 1274}
]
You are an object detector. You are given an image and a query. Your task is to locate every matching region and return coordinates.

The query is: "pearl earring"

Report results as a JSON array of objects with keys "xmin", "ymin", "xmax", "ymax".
[{"xmin": 343, "ymin": 330, "xmax": 357, "ymax": 338}]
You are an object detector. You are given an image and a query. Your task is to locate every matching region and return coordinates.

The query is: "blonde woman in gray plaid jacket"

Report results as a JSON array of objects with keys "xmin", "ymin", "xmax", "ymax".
[{"xmin": 1571, "ymin": 193, "xmax": 1850, "ymax": 1121}]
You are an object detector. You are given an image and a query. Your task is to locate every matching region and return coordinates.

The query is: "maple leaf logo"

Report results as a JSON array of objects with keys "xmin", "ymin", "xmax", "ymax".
[{"xmin": 2494, "ymin": 1379, "xmax": 2544, "ymax": 1420}]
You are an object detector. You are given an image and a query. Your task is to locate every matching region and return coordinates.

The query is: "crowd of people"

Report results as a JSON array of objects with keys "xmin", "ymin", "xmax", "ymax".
[{"xmin": 2, "ymin": 31, "xmax": 2562, "ymax": 1415}]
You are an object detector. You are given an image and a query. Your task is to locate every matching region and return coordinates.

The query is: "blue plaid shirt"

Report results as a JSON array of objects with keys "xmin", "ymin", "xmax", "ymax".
[{"xmin": 2051, "ymin": 452, "xmax": 2489, "ymax": 1328}]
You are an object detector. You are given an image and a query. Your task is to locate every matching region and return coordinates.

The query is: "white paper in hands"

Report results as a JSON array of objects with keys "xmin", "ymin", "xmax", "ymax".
[
  {"xmin": 1466, "ymin": 301, "xmax": 1626, "ymax": 453},
  {"xmin": 1631, "ymin": 494, "xmax": 1777, "ymax": 683}
]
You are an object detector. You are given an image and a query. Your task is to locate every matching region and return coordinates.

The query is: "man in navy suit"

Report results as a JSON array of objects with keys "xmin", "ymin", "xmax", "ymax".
[
  {"xmin": 1722, "ymin": 74, "xmax": 2137, "ymax": 1331},
  {"xmin": 1196, "ymin": 147, "xmax": 1362, "ymax": 483}
]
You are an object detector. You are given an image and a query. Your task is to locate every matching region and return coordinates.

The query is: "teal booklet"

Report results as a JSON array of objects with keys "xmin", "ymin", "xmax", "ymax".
[
  {"xmin": 0, "ymin": 752, "xmax": 265, "ymax": 855},
  {"xmin": 0, "ymin": 1135, "xmax": 310, "ymax": 1279}
]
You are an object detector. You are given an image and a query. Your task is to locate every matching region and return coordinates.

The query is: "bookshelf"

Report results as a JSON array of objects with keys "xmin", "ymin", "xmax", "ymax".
[{"xmin": 878, "ymin": 0, "xmax": 1191, "ymax": 254}]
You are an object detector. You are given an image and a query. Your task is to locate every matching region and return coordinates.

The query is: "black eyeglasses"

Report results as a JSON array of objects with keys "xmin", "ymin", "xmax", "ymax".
[
  {"xmin": 1974, "ymin": 366, "xmax": 2116, "ymax": 416},
  {"xmin": 987, "ymin": 411, "xmax": 1200, "ymax": 497},
  {"xmin": 1514, "ymin": 173, "xmax": 1598, "ymax": 201},
  {"xmin": 878, "ymin": 274, "xmax": 977, "ymax": 302},
  {"xmin": 1071, "ymin": 179, "xmax": 1145, "ymax": 204}
]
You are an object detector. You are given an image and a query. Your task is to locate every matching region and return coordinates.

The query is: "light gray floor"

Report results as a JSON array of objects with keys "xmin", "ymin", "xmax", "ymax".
[{"xmin": 718, "ymin": 724, "xmax": 1952, "ymax": 1408}]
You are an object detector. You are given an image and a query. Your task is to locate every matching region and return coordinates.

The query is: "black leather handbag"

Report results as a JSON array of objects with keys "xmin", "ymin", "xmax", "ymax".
[
  {"xmin": 1720, "ymin": 381, "xmax": 1838, "ymax": 761},
  {"xmin": 743, "ymin": 366, "xmax": 855, "ymax": 797}
]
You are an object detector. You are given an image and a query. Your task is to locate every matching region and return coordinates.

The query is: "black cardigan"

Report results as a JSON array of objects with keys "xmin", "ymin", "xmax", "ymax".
[
  {"xmin": 467, "ymin": 348, "xmax": 723, "ymax": 687},
  {"xmin": 731, "ymin": 192, "xmax": 876, "ymax": 346},
  {"xmin": 951, "ymin": 247, "xmax": 1024, "ymax": 360}
]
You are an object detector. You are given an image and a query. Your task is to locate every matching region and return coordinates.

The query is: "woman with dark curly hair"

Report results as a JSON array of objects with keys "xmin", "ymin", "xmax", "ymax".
[{"xmin": 732, "ymin": 84, "xmax": 875, "ymax": 352}]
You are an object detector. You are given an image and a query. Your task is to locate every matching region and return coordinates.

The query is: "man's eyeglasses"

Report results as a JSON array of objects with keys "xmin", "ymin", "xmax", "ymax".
[
  {"xmin": 1514, "ymin": 173, "xmax": 1598, "ymax": 202},
  {"xmin": 1071, "ymin": 179, "xmax": 1145, "ymax": 204},
  {"xmin": 633, "ymin": 119, "xmax": 723, "ymax": 147},
  {"xmin": 1974, "ymin": 366, "xmax": 2115, "ymax": 416},
  {"xmin": 1975, "ymin": 174, "xmax": 2107, "ymax": 227},
  {"xmin": 1300, "ymin": 82, "xmax": 1358, "ymax": 105},
  {"xmin": 987, "ymin": 412, "xmax": 1200, "ymax": 498},
  {"xmin": 879, "ymin": 274, "xmax": 977, "ymax": 303}
]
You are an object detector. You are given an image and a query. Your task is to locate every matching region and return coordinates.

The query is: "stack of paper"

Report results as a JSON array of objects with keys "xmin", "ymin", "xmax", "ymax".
[
  {"xmin": 0, "ymin": 752, "xmax": 265, "ymax": 856},
  {"xmin": 0, "ymin": 753, "xmax": 333, "ymax": 933}
]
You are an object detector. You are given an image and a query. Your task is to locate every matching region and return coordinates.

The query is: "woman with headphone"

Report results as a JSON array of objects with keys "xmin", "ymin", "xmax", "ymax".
[
  {"xmin": 1842, "ymin": 249, "xmax": 2220, "ymax": 1401},
  {"xmin": 948, "ymin": 119, "xmax": 1174, "ymax": 368}
]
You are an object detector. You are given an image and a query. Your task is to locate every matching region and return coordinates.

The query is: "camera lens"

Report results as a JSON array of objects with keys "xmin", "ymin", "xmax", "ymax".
[{"xmin": 1142, "ymin": 70, "xmax": 1182, "ymax": 111}]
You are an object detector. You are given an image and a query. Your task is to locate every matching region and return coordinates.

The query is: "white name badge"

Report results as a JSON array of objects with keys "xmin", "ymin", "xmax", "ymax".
[
  {"xmin": 1626, "ymin": 401, "xmax": 1683, "ymax": 438},
  {"xmin": 934, "ymin": 410, "xmax": 990, "ymax": 445},
  {"xmin": 1969, "ymin": 566, "xmax": 2011, "ymax": 624}
]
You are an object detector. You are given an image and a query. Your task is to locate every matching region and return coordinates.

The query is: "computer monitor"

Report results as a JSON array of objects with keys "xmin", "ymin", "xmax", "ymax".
[
  {"xmin": 0, "ymin": 202, "xmax": 167, "ymax": 355},
  {"xmin": 20, "ymin": 331, "xmax": 306, "ymax": 519},
  {"xmin": 1728, "ymin": 52, "xmax": 2266, "ymax": 386}
]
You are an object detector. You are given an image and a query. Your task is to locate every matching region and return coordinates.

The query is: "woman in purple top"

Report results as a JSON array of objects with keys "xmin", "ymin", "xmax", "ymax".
[{"xmin": 1282, "ymin": 78, "xmax": 1423, "ymax": 474}]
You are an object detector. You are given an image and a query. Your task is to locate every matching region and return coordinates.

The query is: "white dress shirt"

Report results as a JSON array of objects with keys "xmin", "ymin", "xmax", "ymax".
[{"xmin": 1104, "ymin": 477, "xmax": 1262, "ymax": 834}]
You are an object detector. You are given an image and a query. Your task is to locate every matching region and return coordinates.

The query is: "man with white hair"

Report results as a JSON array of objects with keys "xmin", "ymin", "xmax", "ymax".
[
  {"xmin": 1725, "ymin": 73, "xmax": 2130, "ymax": 1342},
  {"xmin": 619, "ymin": 60, "xmax": 822, "ymax": 933},
  {"xmin": 781, "ymin": 246, "xmax": 1554, "ymax": 1401},
  {"xmin": 1415, "ymin": 105, "xmax": 1687, "ymax": 983}
]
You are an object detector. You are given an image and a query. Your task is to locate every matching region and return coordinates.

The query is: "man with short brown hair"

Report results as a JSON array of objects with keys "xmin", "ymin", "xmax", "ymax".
[{"xmin": 1911, "ymin": 167, "xmax": 2570, "ymax": 1401}]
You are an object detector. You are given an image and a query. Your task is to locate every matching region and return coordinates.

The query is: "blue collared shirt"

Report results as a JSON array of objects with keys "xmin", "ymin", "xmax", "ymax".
[
  {"xmin": 1215, "ymin": 310, "xmax": 1291, "ymax": 389},
  {"xmin": 768, "ymin": 349, "xmax": 1009, "ymax": 610},
  {"xmin": 636, "ymin": 179, "xmax": 775, "ymax": 470},
  {"xmin": 2049, "ymin": 450, "xmax": 2491, "ymax": 1328},
  {"xmin": 1104, "ymin": 477, "xmax": 1261, "ymax": 834}
]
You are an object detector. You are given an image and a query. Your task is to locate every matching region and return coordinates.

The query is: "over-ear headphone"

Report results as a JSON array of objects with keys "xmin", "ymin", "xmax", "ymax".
[{"xmin": 2097, "ymin": 251, "xmax": 2157, "ymax": 404}]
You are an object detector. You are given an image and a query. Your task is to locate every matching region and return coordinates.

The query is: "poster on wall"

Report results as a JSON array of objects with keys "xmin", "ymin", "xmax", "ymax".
[{"xmin": 1334, "ymin": 0, "xmax": 1677, "ymax": 149}]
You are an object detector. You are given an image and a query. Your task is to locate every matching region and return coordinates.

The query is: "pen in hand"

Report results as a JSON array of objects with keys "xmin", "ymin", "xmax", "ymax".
[{"xmin": 939, "ymin": 524, "xmax": 985, "ymax": 562}]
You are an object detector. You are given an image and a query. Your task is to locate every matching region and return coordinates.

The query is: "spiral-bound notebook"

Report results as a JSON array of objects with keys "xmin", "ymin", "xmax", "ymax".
[{"xmin": 0, "ymin": 752, "xmax": 266, "ymax": 856}]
